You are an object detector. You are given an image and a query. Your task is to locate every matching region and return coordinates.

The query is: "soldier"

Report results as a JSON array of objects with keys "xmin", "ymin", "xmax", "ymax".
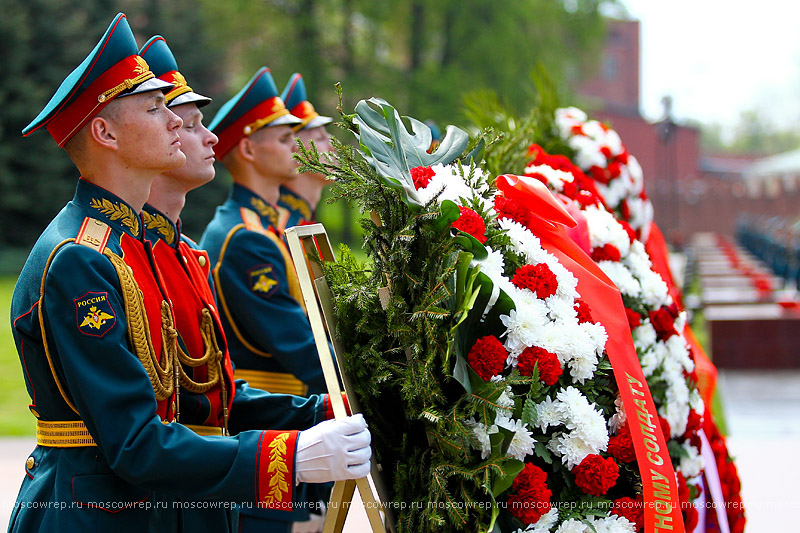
[
  {"xmin": 277, "ymin": 73, "xmax": 334, "ymax": 231},
  {"xmin": 199, "ymin": 67, "xmax": 332, "ymax": 533},
  {"xmin": 8, "ymin": 14, "xmax": 370, "ymax": 533},
  {"xmin": 139, "ymin": 36, "xmax": 335, "ymax": 532}
]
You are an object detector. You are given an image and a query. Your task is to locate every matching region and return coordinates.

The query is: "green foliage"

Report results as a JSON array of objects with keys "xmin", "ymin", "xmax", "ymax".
[{"xmin": 0, "ymin": 276, "xmax": 34, "ymax": 435}]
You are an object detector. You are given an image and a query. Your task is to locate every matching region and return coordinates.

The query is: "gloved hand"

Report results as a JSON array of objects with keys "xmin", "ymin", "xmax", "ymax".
[{"xmin": 295, "ymin": 414, "xmax": 371, "ymax": 484}]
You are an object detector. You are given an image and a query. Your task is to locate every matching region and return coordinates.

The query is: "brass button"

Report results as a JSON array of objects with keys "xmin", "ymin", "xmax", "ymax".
[
  {"xmin": 26, "ymin": 457, "xmax": 35, "ymax": 470},
  {"xmin": 197, "ymin": 255, "xmax": 207, "ymax": 267}
]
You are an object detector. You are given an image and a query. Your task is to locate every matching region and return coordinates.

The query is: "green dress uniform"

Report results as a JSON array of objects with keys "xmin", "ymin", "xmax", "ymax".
[
  {"xmin": 9, "ymin": 15, "xmax": 330, "ymax": 533},
  {"xmin": 200, "ymin": 68, "xmax": 329, "ymax": 532}
]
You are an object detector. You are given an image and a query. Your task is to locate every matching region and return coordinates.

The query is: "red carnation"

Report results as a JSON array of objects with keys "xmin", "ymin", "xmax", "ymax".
[
  {"xmin": 570, "ymin": 124, "xmax": 584, "ymax": 136},
  {"xmin": 618, "ymin": 220, "xmax": 637, "ymax": 243},
  {"xmin": 677, "ymin": 471, "xmax": 690, "ymax": 504},
  {"xmin": 658, "ymin": 416, "xmax": 672, "ymax": 441},
  {"xmin": 517, "ymin": 346, "xmax": 562, "ymax": 385},
  {"xmin": 572, "ymin": 454, "xmax": 619, "ymax": 496},
  {"xmin": 649, "ymin": 306, "xmax": 678, "ymax": 341},
  {"xmin": 600, "ymin": 146, "xmax": 612, "ymax": 159},
  {"xmin": 619, "ymin": 199, "xmax": 631, "ymax": 221},
  {"xmin": 591, "ymin": 243, "xmax": 622, "ymax": 262},
  {"xmin": 467, "ymin": 335, "xmax": 508, "ymax": 381},
  {"xmin": 607, "ymin": 161, "xmax": 623, "ymax": 180},
  {"xmin": 562, "ymin": 179, "xmax": 578, "ymax": 199},
  {"xmin": 410, "ymin": 166, "xmax": 435, "ymax": 190},
  {"xmin": 589, "ymin": 165, "xmax": 613, "ymax": 185},
  {"xmin": 684, "ymin": 410, "xmax": 703, "ymax": 438},
  {"xmin": 507, "ymin": 463, "xmax": 552, "ymax": 525},
  {"xmin": 574, "ymin": 299, "xmax": 593, "ymax": 324},
  {"xmin": 451, "ymin": 206, "xmax": 487, "ymax": 243},
  {"xmin": 607, "ymin": 424, "xmax": 636, "ymax": 463},
  {"xmin": 511, "ymin": 263, "xmax": 558, "ymax": 299},
  {"xmin": 611, "ymin": 496, "xmax": 644, "ymax": 531},
  {"xmin": 625, "ymin": 307, "xmax": 642, "ymax": 329},
  {"xmin": 494, "ymin": 195, "xmax": 532, "ymax": 229},
  {"xmin": 683, "ymin": 506, "xmax": 699, "ymax": 531}
]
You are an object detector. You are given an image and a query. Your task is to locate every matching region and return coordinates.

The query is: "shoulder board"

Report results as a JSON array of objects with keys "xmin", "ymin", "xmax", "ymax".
[
  {"xmin": 75, "ymin": 217, "xmax": 112, "ymax": 253},
  {"xmin": 239, "ymin": 207, "xmax": 269, "ymax": 235},
  {"xmin": 276, "ymin": 206, "xmax": 291, "ymax": 234}
]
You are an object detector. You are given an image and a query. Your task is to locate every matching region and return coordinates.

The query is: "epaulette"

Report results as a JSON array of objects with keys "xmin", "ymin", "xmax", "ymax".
[
  {"xmin": 276, "ymin": 206, "xmax": 291, "ymax": 234},
  {"xmin": 239, "ymin": 207, "xmax": 270, "ymax": 235},
  {"xmin": 75, "ymin": 217, "xmax": 112, "ymax": 253}
]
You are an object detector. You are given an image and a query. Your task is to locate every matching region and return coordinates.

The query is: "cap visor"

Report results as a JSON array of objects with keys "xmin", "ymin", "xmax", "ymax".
[
  {"xmin": 301, "ymin": 115, "xmax": 333, "ymax": 131},
  {"xmin": 169, "ymin": 91, "xmax": 212, "ymax": 108},
  {"xmin": 268, "ymin": 113, "xmax": 303, "ymax": 127},
  {"xmin": 117, "ymin": 77, "xmax": 174, "ymax": 98}
]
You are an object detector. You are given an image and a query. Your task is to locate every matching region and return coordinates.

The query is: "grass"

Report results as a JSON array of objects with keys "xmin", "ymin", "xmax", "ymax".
[{"xmin": 0, "ymin": 276, "xmax": 35, "ymax": 436}]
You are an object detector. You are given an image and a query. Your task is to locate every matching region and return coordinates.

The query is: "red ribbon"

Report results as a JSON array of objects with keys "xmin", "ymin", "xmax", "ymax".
[{"xmin": 496, "ymin": 176, "xmax": 685, "ymax": 533}]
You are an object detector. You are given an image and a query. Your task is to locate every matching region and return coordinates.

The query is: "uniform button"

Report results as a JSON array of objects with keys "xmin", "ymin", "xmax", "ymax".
[
  {"xmin": 26, "ymin": 457, "xmax": 35, "ymax": 470},
  {"xmin": 198, "ymin": 255, "xmax": 207, "ymax": 267}
]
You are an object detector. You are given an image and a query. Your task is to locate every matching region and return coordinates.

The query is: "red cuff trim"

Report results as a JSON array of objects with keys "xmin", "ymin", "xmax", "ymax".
[
  {"xmin": 324, "ymin": 392, "xmax": 351, "ymax": 420},
  {"xmin": 256, "ymin": 430, "xmax": 298, "ymax": 510}
]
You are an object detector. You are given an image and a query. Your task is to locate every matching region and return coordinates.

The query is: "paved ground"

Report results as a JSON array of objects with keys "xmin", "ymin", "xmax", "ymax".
[{"xmin": 2, "ymin": 369, "xmax": 798, "ymax": 531}]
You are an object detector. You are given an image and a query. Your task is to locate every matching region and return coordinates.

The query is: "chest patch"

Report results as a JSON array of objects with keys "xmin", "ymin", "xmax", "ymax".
[
  {"xmin": 74, "ymin": 291, "xmax": 117, "ymax": 337},
  {"xmin": 249, "ymin": 264, "xmax": 279, "ymax": 298}
]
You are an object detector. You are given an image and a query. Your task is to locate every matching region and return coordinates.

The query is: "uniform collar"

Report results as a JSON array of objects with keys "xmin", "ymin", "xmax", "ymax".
[
  {"xmin": 74, "ymin": 178, "xmax": 143, "ymax": 240},
  {"xmin": 230, "ymin": 183, "xmax": 279, "ymax": 228},
  {"xmin": 278, "ymin": 185, "xmax": 313, "ymax": 222},
  {"xmin": 142, "ymin": 203, "xmax": 180, "ymax": 248}
]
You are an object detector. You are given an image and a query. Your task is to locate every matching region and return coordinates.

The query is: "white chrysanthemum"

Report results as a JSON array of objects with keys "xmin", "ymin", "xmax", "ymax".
[
  {"xmin": 535, "ymin": 396, "xmax": 563, "ymax": 432},
  {"xmin": 569, "ymin": 135, "xmax": 607, "ymax": 170},
  {"xmin": 581, "ymin": 321, "xmax": 609, "ymax": 356},
  {"xmin": 500, "ymin": 302, "xmax": 550, "ymax": 356},
  {"xmin": 548, "ymin": 432, "xmax": 595, "ymax": 470},
  {"xmin": 665, "ymin": 335, "xmax": 694, "ymax": 373},
  {"xmin": 474, "ymin": 248, "xmax": 507, "ymax": 315},
  {"xmin": 545, "ymin": 295, "xmax": 578, "ymax": 323},
  {"xmin": 597, "ymin": 178, "xmax": 628, "ymax": 211},
  {"xmin": 679, "ymin": 441, "xmax": 704, "ymax": 478},
  {"xmin": 523, "ymin": 164, "xmax": 574, "ymax": 192},
  {"xmin": 416, "ymin": 163, "xmax": 485, "ymax": 207},
  {"xmin": 496, "ymin": 415, "xmax": 537, "ymax": 461},
  {"xmin": 638, "ymin": 347, "xmax": 660, "ymax": 377},
  {"xmin": 625, "ymin": 197, "xmax": 654, "ymax": 235},
  {"xmin": 633, "ymin": 322, "xmax": 658, "ymax": 349},
  {"xmin": 568, "ymin": 349, "xmax": 599, "ymax": 384},
  {"xmin": 636, "ymin": 269, "xmax": 670, "ymax": 308},
  {"xmin": 554, "ymin": 387, "xmax": 609, "ymax": 458},
  {"xmin": 530, "ymin": 508, "xmax": 559, "ymax": 533},
  {"xmin": 598, "ymin": 261, "xmax": 640, "ymax": 297},
  {"xmin": 466, "ymin": 418, "xmax": 498, "ymax": 460},
  {"xmin": 555, "ymin": 518, "xmax": 589, "ymax": 533},
  {"xmin": 583, "ymin": 205, "xmax": 631, "ymax": 255},
  {"xmin": 586, "ymin": 514, "xmax": 637, "ymax": 533}
]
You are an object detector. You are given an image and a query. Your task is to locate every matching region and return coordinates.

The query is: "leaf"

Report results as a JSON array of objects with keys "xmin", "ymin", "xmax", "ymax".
[
  {"xmin": 521, "ymin": 397, "xmax": 538, "ymax": 428},
  {"xmin": 433, "ymin": 199, "xmax": 462, "ymax": 232},
  {"xmin": 353, "ymin": 98, "xmax": 470, "ymax": 208},
  {"xmin": 491, "ymin": 459, "xmax": 524, "ymax": 497},
  {"xmin": 534, "ymin": 442, "xmax": 553, "ymax": 465}
]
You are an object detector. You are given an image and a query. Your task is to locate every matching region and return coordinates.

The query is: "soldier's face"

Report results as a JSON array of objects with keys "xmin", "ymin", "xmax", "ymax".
[
  {"xmin": 297, "ymin": 126, "xmax": 332, "ymax": 184},
  {"xmin": 164, "ymin": 103, "xmax": 218, "ymax": 190},
  {"xmin": 114, "ymin": 91, "xmax": 185, "ymax": 172},
  {"xmin": 249, "ymin": 125, "xmax": 299, "ymax": 182}
]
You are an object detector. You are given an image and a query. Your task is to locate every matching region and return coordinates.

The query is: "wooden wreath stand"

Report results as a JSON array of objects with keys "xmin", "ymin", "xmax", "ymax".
[{"xmin": 285, "ymin": 224, "xmax": 394, "ymax": 533}]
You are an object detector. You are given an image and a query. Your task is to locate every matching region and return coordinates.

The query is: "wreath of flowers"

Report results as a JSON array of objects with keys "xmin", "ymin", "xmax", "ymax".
[
  {"xmin": 520, "ymin": 141, "xmax": 706, "ymax": 528},
  {"xmin": 413, "ymin": 162, "xmax": 644, "ymax": 532}
]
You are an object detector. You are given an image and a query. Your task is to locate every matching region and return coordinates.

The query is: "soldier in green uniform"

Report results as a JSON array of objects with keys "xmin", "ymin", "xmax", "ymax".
[
  {"xmin": 277, "ymin": 73, "xmax": 334, "ymax": 231},
  {"xmin": 200, "ymin": 67, "xmax": 335, "ymax": 533},
  {"xmin": 8, "ymin": 14, "xmax": 371, "ymax": 533}
]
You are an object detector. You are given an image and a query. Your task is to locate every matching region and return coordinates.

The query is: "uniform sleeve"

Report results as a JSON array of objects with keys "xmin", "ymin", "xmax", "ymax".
[
  {"xmin": 215, "ymin": 230, "xmax": 325, "ymax": 391},
  {"xmin": 42, "ymin": 244, "xmax": 308, "ymax": 509},
  {"xmin": 228, "ymin": 381, "xmax": 332, "ymax": 435}
]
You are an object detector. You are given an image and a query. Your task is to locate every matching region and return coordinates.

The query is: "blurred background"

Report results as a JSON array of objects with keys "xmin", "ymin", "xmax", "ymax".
[{"xmin": 2, "ymin": 1, "xmax": 800, "ymax": 530}]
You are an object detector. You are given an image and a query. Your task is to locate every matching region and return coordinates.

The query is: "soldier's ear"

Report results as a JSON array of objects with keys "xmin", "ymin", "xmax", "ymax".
[
  {"xmin": 238, "ymin": 136, "xmax": 257, "ymax": 163},
  {"xmin": 88, "ymin": 116, "xmax": 119, "ymax": 150}
]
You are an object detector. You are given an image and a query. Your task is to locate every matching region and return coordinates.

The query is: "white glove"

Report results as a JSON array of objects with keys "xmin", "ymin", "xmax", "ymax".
[{"xmin": 295, "ymin": 414, "xmax": 372, "ymax": 484}]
